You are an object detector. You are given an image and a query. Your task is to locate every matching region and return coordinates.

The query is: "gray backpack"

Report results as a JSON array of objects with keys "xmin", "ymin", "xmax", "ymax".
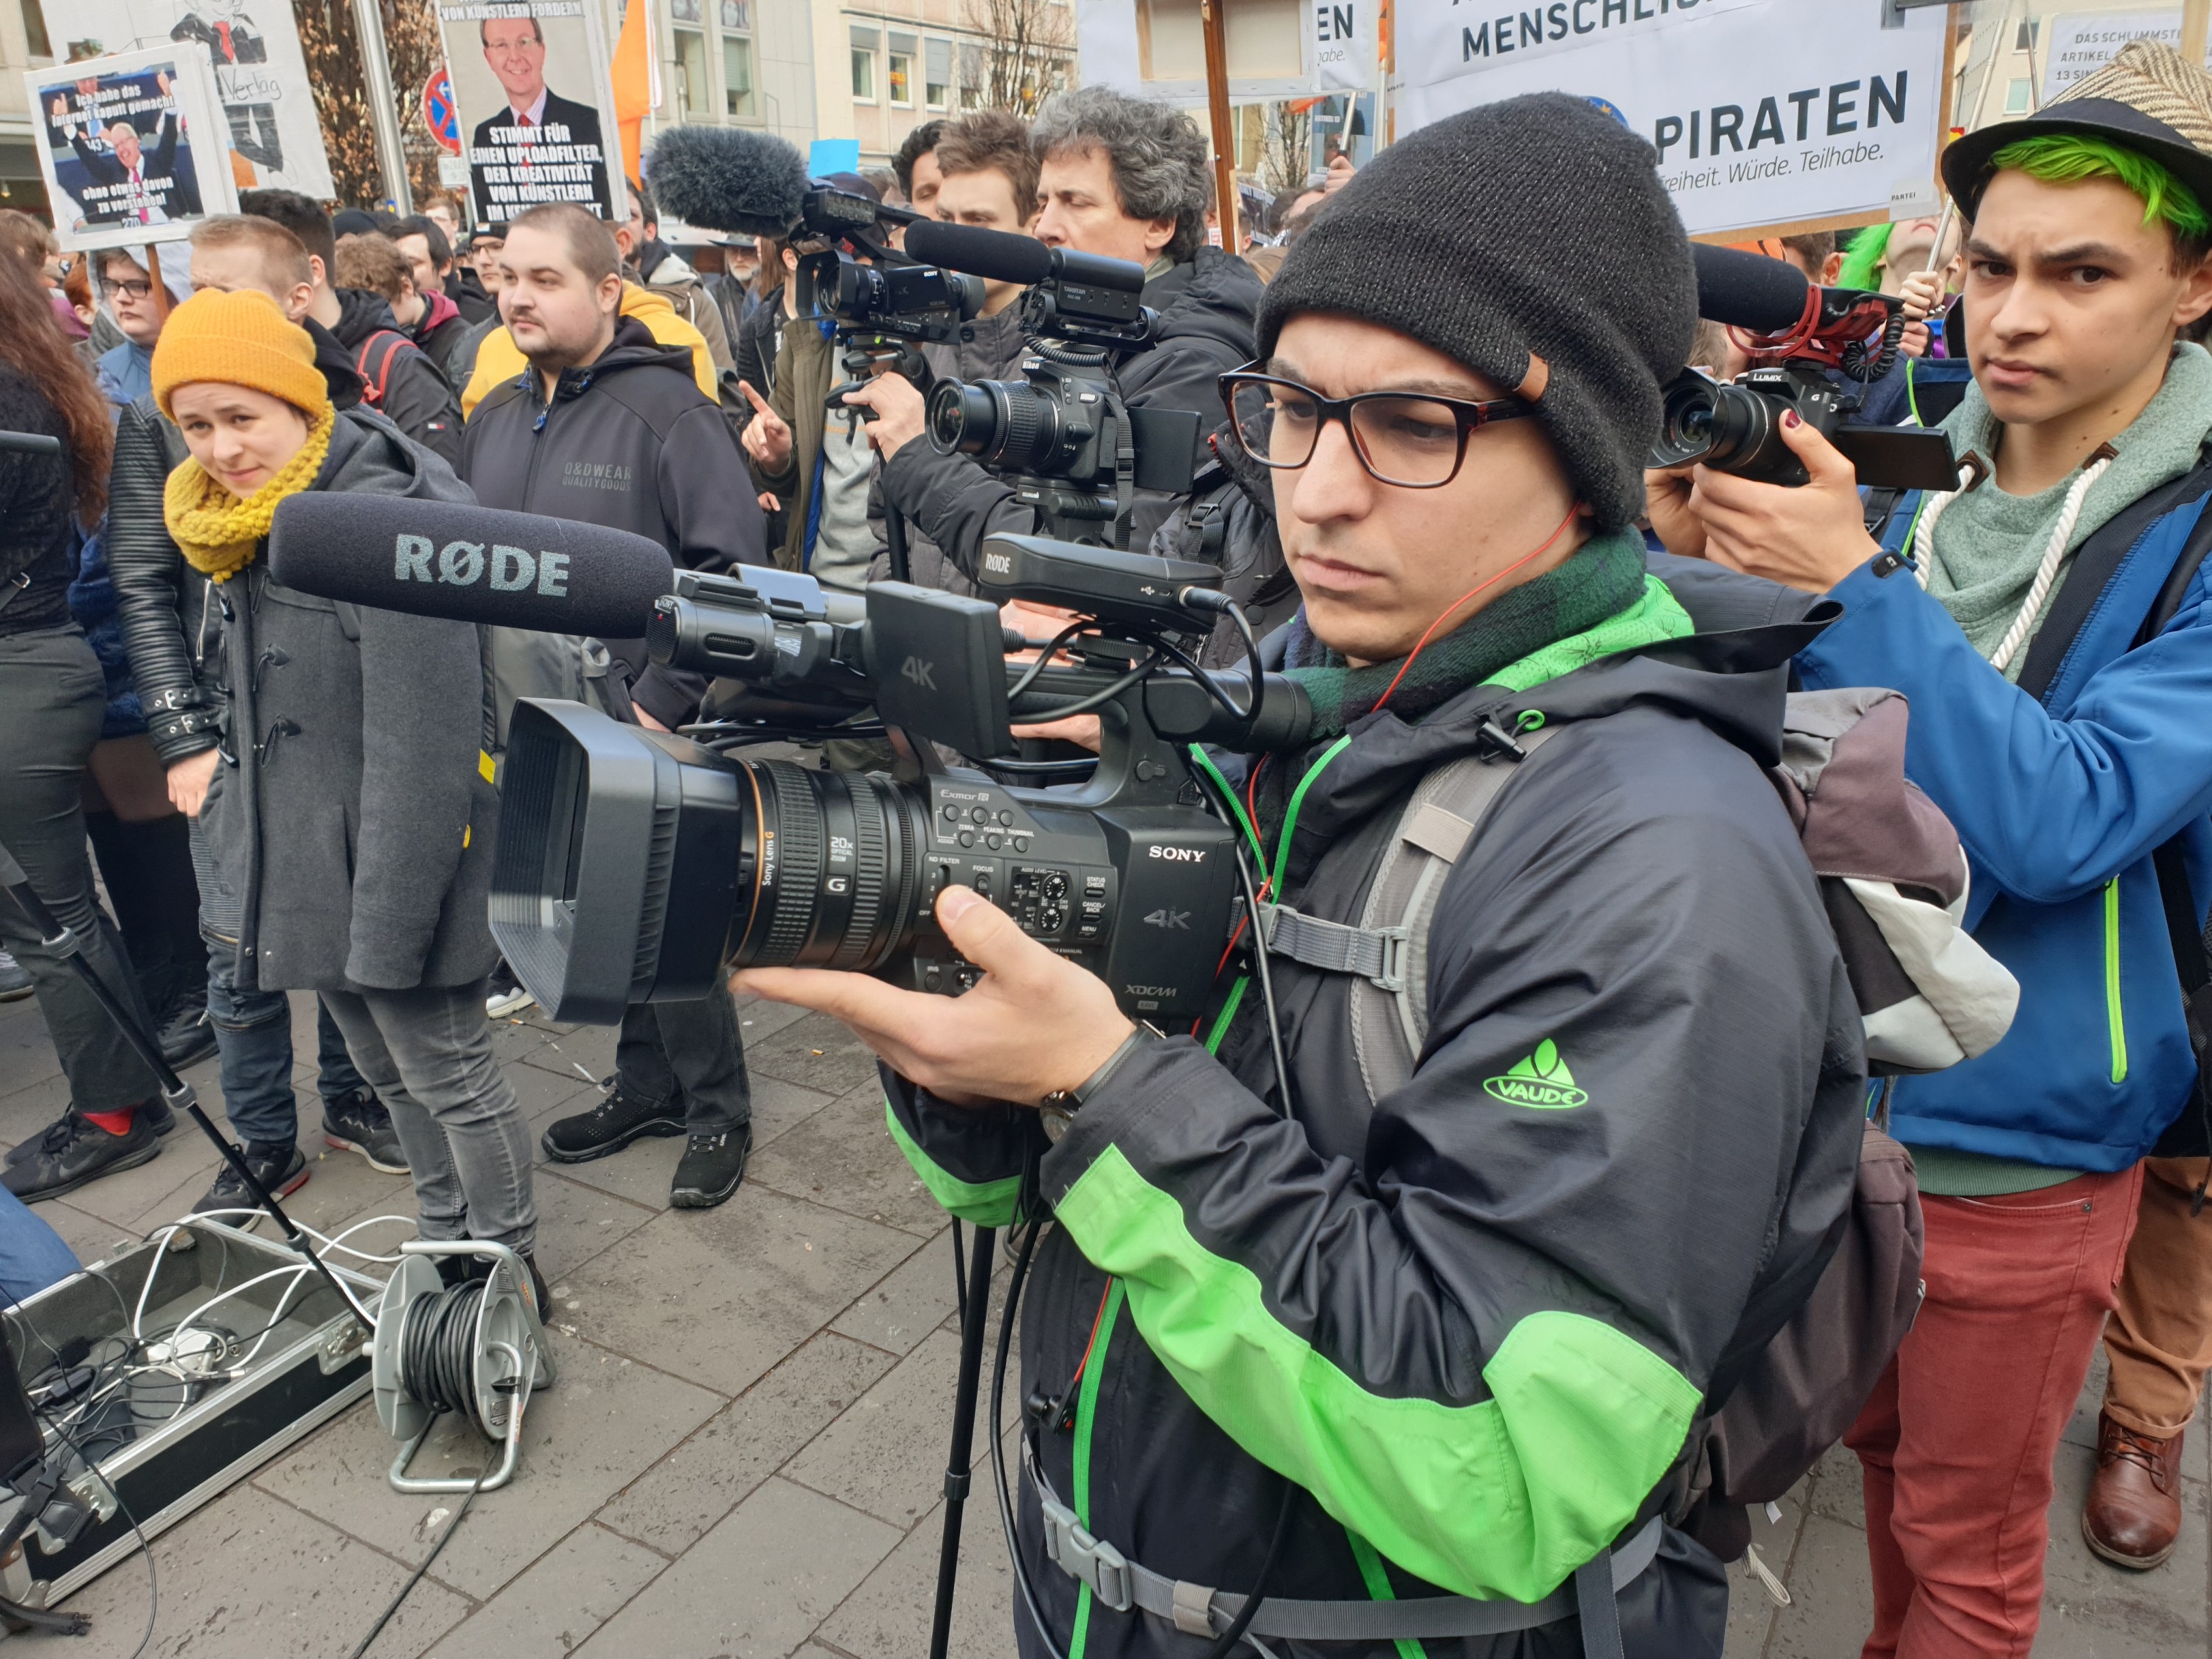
[{"xmin": 1257, "ymin": 689, "xmax": 2014, "ymax": 1561}]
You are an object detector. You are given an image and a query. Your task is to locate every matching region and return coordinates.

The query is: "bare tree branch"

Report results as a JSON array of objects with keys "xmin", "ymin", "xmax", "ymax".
[{"xmin": 961, "ymin": 0, "xmax": 1074, "ymax": 115}]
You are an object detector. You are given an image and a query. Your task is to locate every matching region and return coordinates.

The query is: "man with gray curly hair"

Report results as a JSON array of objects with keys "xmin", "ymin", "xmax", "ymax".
[{"xmin": 842, "ymin": 86, "xmax": 1261, "ymax": 579}]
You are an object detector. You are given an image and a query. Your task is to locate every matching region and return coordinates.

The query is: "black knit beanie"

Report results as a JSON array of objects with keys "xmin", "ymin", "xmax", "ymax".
[{"xmin": 1257, "ymin": 93, "xmax": 1696, "ymax": 531}]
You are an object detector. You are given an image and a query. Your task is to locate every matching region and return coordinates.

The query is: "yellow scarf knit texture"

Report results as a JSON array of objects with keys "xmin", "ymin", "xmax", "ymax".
[{"xmin": 162, "ymin": 405, "xmax": 335, "ymax": 583}]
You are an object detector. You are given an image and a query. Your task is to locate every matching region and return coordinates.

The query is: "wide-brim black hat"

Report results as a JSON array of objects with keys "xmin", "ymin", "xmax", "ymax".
[{"xmin": 1943, "ymin": 38, "xmax": 2212, "ymax": 217}]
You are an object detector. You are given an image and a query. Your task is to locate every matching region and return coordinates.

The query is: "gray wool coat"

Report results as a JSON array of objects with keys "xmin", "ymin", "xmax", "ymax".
[{"xmin": 195, "ymin": 410, "xmax": 498, "ymax": 994}]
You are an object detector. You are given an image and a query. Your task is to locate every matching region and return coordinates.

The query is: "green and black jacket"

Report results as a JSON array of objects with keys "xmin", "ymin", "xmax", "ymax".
[{"xmin": 888, "ymin": 558, "xmax": 1865, "ymax": 1658}]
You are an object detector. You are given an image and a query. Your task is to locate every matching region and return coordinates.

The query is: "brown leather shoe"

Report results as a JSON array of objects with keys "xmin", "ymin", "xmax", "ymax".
[{"xmin": 2082, "ymin": 1413, "xmax": 2183, "ymax": 1571}]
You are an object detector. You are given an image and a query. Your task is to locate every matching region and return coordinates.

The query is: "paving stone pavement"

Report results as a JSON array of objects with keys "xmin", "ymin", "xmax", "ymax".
[{"xmin": 1, "ymin": 990, "xmax": 2205, "ymax": 1656}]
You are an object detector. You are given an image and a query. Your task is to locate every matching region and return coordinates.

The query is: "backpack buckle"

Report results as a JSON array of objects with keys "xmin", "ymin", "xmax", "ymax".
[{"xmin": 1039, "ymin": 1486, "xmax": 1133, "ymax": 1612}]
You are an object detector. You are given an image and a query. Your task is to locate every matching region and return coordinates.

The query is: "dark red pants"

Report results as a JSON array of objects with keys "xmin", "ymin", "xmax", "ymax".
[{"xmin": 1845, "ymin": 1165, "xmax": 2143, "ymax": 1658}]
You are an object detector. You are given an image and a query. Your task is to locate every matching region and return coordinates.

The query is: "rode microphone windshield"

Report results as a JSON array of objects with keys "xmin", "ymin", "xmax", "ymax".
[
  {"xmin": 268, "ymin": 495, "xmax": 676, "ymax": 639},
  {"xmin": 645, "ymin": 125, "xmax": 810, "ymax": 240},
  {"xmin": 1691, "ymin": 243, "xmax": 1813, "ymax": 333},
  {"xmin": 902, "ymin": 220, "xmax": 1146, "ymax": 296}
]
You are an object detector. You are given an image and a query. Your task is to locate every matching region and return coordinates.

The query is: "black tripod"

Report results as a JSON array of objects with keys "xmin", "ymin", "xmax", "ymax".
[
  {"xmin": 929, "ymin": 1217, "xmax": 999, "ymax": 1659},
  {"xmin": 0, "ymin": 841, "xmax": 375, "ymax": 1329}
]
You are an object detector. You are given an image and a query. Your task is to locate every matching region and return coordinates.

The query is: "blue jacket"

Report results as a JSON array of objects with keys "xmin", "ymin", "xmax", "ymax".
[
  {"xmin": 1797, "ymin": 493, "xmax": 2212, "ymax": 1170},
  {"xmin": 94, "ymin": 339, "xmax": 152, "ymax": 409}
]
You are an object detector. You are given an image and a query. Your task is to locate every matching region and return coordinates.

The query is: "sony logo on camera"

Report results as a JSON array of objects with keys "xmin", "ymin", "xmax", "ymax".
[
  {"xmin": 1147, "ymin": 845, "xmax": 1208, "ymax": 864},
  {"xmin": 393, "ymin": 535, "xmax": 571, "ymax": 597}
]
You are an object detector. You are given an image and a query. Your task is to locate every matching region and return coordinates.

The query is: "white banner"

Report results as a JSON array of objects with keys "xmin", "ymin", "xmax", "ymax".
[
  {"xmin": 1393, "ymin": 0, "xmax": 1950, "ymax": 237},
  {"xmin": 28, "ymin": 46, "xmax": 238, "ymax": 251},
  {"xmin": 1311, "ymin": 0, "xmax": 1377, "ymax": 93},
  {"xmin": 2042, "ymin": 11, "xmax": 2212, "ymax": 99},
  {"xmin": 53, "ymin": 0, "xmax": 334, "ymax": 201}
]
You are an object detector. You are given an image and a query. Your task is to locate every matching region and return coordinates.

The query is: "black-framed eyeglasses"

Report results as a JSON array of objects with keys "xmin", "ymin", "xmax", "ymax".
[
  {"xmin": 100, "ymin": 276, "xmax": 153, "ymax": 301},
  {"xmin": 1218, "ymin": 364, "xmax": 1535, "ymax": 488}
]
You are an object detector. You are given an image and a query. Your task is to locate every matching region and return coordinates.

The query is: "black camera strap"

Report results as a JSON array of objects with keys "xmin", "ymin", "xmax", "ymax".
[{"xmin": 2011, "ymin": 456, "xmax": 2212, "ymax": 1182}]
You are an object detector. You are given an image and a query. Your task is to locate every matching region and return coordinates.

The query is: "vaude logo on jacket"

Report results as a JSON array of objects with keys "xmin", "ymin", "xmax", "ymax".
[{"xmin": 1483, "ymin": 1038, "xmax": 1588, "ymax": 1109}]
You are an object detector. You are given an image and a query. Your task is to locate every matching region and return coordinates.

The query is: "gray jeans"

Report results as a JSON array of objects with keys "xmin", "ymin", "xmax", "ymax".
[{"xmin": 319, "ymin": 982, "xmax": 536, "ymax": 1253}]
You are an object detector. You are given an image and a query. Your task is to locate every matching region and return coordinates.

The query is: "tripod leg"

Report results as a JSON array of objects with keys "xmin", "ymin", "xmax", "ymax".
[
  {"xmin": 885, "ymin": 503, "xmax": 912, "ymax": 585},
  {"xmin": 0, "ymin": 871, "xmax": 375, "ymax": 1329},
  {"xmin": 928, "ymin": 1222, "xmax": 998, "ymax": 1659}
]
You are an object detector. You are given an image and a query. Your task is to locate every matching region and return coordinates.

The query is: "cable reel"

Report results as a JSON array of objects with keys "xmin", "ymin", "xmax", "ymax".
[{"xmin": 370, "ymin": 1242, "xmax": 554, "ymax": 1494}]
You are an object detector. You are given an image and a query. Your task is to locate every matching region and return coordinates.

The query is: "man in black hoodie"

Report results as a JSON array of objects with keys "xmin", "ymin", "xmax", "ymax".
[
  {"xmin": 237, "ymin": 189, "xmax": 464, "ymax": 468},
  {"xmin": 463, "ymin": 203, "xmax": 768, "ymax": 1211},
  {"xmin": 844, "ymin": 86, "xmax": 1261, "ymax": 576}
]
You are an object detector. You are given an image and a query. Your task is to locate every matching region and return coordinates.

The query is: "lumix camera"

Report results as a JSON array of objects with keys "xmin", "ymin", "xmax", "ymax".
[
  {"xmin": 489, "ymin": 540, "xmax": 1312, "ymax": 1026},
  {"xmin": 1653, "ymin": 284, "xmax": 1959, "ymax": 490}
]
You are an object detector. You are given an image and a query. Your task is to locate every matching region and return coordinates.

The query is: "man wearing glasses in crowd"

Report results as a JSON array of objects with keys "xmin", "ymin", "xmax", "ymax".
[
  {"xmin": 92, "ymin": 248, "xmax": 171, "ymax": 406},
  {"xmin": 735, "ymin": 96, "xmax": 1862, "ymax": 1658}
]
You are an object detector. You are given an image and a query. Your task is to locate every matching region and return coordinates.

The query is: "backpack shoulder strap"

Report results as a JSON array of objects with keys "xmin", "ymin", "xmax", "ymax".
[
  {"xmin": 1258, "ymin": 726, "xmax": 1560, "ymax": 1107},
  {"xmin": 353, "ymin": 329, "xmax": 414, "ymax": 408},
  {"xmin": 2014, "ymin": 448, "xmax": 2212, "ymax": 700}
]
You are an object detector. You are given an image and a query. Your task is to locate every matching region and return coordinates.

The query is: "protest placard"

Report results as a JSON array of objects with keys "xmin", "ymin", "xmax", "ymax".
[
  {"xmin": 28, "ymin": 46, "xmax": 236, "ymax": 251},
  {"xmin": 437, "ymin": 0, "xmax": 624, "ymax": 224},
  {"xmin": 56, "ymin": 0, "xmax": 333, "ymax": 199}
]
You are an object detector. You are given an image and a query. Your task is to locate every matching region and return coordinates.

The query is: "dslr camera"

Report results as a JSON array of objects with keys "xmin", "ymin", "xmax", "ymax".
[
  {"xmin": 1654, "ymin": 283, "xmax": 1958, "ymax": 490},
  {"xmin": 489, "ymin": 540, "xmax": 1311, "ymax": 1025}
]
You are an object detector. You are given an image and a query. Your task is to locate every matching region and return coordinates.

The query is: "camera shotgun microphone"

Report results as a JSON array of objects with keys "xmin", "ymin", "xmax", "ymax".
[
  {"xmin": 902, "ymin": 219, "xmax": 1147, "ymax": 296},
  {"xmin": 1691, "ymin": 243, "xmax": 1813, "ymax": 333},
  {"xmin": 645, "ymin": 125, "xmax": 811, "ymax": 240},
  {"xmin": 268, "ymin": 495, "xmax": 677, "ymax": 639}
]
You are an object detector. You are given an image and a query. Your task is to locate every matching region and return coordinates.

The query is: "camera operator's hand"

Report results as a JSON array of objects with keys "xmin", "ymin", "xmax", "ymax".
[
  {"xmin": 167, "ymin": 749, "xmax": 218, "ymax": 818},
  {"xmin": 1642, "ymin": 465, "xmax": 1705, "ymax": 560},
  {"xmin": 1896, "ymin": 268, "xmax": 1945, "ymax": 322},
  {"xmin": 1687, "ymin": 411, "xmax": 1882, "ymax": 594},
  {"xmin": 841, "ymin": 374, "xmax": 926, "ymax": 459},
  {"xmin": 732, "ymin": 884, "xmax": 1134, "ymax": 1107},
  {"xmin": 739, "ymin": 383, "xmax": 792, "ymax": 475}
]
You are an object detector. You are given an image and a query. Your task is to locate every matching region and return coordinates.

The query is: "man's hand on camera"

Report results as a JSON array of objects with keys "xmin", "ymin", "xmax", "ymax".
[
  {"xmin": 1686, "ymin": 410, "xmax": 1882, "ymax": 594},
  {"xmin": 1642, "ymin": 464, "xmax": 1705, "ymax": 560},
  {"xmin": 739, "ymin": 383, "xmax": 792, "ymax": 474},
  {"xmin": 731, "ymin": 884, "xmax": 1135, "ymax": 1108},
  {"xmin": 167, "ymin": 749, "xmax": 218, "ymax": 817},
  {"xmin": 842, "ymin": 373, "xmax": 926, "ymax": 459}
]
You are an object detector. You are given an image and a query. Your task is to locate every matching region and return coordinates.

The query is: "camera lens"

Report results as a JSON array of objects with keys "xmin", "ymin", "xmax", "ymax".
[
  {"xmin": 924, "ymin": 378, "xmax": 1060, "ymax": 472},
  {"xmin": 1653, "ymin": 376, "xmax": 1722, "ymax": 468},
  {"xmin": 727, "ymin": 760, "xmax": 933, "ymax": 973}
]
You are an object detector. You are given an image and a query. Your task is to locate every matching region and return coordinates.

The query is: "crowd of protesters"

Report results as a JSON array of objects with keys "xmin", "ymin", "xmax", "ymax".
[{"xmin": 0, "ymin": 42, "xmax": 2209, "ymax": 1658}]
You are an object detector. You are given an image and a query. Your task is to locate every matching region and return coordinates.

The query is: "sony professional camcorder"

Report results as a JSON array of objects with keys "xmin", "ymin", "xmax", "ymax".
[
  {"xmin": 487, "ymin": 538, "xmax": 1312, "ymax": 1025},
  {"xmin": 1660, "ymin": 245, "xmax": 1959, "ymax": 490}
]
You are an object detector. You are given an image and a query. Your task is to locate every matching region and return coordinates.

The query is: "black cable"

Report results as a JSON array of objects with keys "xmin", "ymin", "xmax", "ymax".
[
  {"xmin": 1151, "ymin": 634, "xmax": 1256, "ymax": 728},
  {"xmin": 1006, "ymin": 619, "xmax": 1094, "ymax": 703},
  {"xmin": 950, "ymin": 1220, "xmax": 967, "ymax": 1326},
  {"xmin": 990, "ymin": 1220, "xmax": 1070, "ymax": 1659},
  {"xmin": 347, "ymin": 1413, "xmax": 485, "ymax": 1659},
  {"xmin": 42, "ymin": 1419, "xmax": 154, "ymax": 1656},
  {"xmin": 1018, "ymin": 651, "xmax": 1160, "ymax": 723},
  {"xmin": 1203, "ymin": 1483, "xmax": 1297, "ymax": 1659},
  {"xmin": 1228, "ymin": 837, "xmax": 1295, "ymax": 1121},
  {"xmin": 399, "ymin": 1284, "xmax": 491, "ymax": 1434}
]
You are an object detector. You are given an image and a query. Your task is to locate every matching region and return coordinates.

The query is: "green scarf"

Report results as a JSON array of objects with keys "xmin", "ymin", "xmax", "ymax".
[
  {"xmin": 1924, "ymin": 342, "xmax": 2212, "ymax": 675},
  {"xmin": 1277, "ymin": 526, "xmax": 1679, "ymax": 737}
]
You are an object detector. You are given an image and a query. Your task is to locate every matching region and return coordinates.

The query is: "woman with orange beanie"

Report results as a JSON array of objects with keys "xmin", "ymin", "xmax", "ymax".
[{"xmin": 142, "ymin": 288, "xmax": 543, "ymax": 1299}]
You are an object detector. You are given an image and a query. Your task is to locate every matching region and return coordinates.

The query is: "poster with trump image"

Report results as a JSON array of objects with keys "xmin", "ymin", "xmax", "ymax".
[
  {"xmin": 27, "ymin": 45, "xmax": 237, "ymax": 251},
  {"xmin": 437, "ymin": 0, "xmax": 624, "ymax": 225}
]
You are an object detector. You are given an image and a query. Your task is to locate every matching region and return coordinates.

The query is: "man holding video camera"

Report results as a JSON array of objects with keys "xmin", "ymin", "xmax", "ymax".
[
  {"xmin": 842, "ymin": 86, "xmax": 1263, "ymax": 577},
  {"xmin": 739, "ymin": 95, "xmax": 1863, "ymax": 1658},
  {"xmin": 1649, "ymin": 40, "xmax": 2212, "ymax": 1652}
]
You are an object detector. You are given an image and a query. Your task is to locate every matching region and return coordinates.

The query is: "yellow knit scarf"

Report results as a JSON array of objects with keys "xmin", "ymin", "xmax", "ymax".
[{"xmin": 163, "ymin": 406, "xmax": 335, "ymax": 583}]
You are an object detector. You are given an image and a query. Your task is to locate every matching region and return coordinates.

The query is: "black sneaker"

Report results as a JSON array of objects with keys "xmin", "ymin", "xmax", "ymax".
[
  {"xmin": 191, "ymin": 1145, "xmax": 308, "ymax": 1227},
  {"xmin": 670, "ymin": 1125, "xmax": 751, "ymax": 1210},
  {"xmin": 3, "ymin": 1112, "xmax": 162, "ymax": 1203},
  {"xmin": 158, "ymin": 998, "xmax": 218, "ymax": 1070},
  {"xmin": 322, "ymin": 1088, "xmax": 408, "ymax": 1174},
  {"xmin": 540, "ymin": 1080, "xmax": 684, "ymax": 1164},
  {"xmin": 5, "ymin": 1093, "xmax": 174, "ymax": 1168}
]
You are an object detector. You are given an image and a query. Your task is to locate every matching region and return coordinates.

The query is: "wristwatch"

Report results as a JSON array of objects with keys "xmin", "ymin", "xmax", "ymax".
[{"xmin": 1039, "ymin": 1023, "xmax": 1161, "ymax": 1143}]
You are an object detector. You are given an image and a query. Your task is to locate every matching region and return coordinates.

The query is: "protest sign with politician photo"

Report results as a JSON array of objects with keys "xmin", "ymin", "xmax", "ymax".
[
  {"xmin": 27, "ymin": 45, "xmax": 236, "ymax": 250},
  {"xmin": 437, "ymin": 0, "xmax": 622, "ymax": 224},
  {"xmin": 55, "ymin": 0, "xmax": 335, "ymax": 199}
]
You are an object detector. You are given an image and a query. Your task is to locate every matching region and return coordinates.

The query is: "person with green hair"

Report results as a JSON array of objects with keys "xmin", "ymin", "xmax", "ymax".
[{"xmin": 1649, "ymin": 35, "xmax": 2212, "ymax": 1648}]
